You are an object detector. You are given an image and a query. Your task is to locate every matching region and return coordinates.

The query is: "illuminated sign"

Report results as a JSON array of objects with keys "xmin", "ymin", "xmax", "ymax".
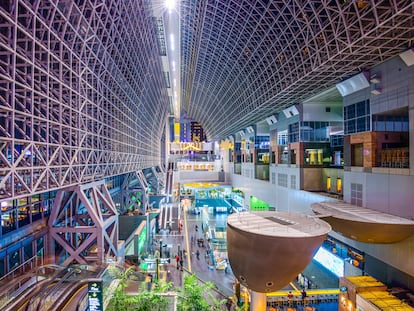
[
  {"xmin": 250, "ymin": 196, "xmax": 270, "ymax": 211},
  {"xmin": 88, "ymin": 281, "xmax": 103, "ymax": 311},
  {"xmin": 313, "ymin": 247, "xmax": 344, "ymax": 277},
  {"xmin": 138, "ymin": 226, "xmax": 147, "ymax": 254}
]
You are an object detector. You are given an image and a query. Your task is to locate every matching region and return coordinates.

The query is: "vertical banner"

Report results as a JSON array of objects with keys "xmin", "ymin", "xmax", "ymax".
[{"xmin": 88, "ymin": 281, "xmax": 103, "ymax": 311}]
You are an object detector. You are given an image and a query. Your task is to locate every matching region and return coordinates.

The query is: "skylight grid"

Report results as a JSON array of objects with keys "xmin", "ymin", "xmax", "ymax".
[{"xmin": 180, "ymin": 0, "xmax": 414, "ymax": 140}]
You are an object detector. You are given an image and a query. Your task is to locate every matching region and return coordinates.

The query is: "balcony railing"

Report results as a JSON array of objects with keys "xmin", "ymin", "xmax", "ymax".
[{"xmin": 377, "ymin": 148, "xmax": 409, "ymax": 168}]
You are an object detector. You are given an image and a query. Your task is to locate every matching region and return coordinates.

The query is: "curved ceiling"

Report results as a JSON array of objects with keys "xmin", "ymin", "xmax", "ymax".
[{"xmin": 180, "ymin": 0, "xmax": 414, "ymax": 140}]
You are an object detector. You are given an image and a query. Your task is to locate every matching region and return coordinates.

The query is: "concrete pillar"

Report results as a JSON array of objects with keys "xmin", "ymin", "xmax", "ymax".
[
  {"xmin": 250, "ymin": 291, "xmax": 266, "ymax": 311},
  {"xmin": 409, "ymin": 99, "xmax": 414, "ymax": 176}
]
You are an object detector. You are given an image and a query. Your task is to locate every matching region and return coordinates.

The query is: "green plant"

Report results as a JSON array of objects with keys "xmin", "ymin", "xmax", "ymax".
[
  {"xmin": 107, "ymin": 266, "xmax": 172, "ymax": 311},
  {"xmin": 107, "ymin": 268, "xmax": 228, "ymax": 310},
  {"xmin": 132, "ymin": 281, "xmax": 173, "ymax": 311},
  {"xmin": 175, "ymin": 274, "xmax": 227, "ymax": 311}
]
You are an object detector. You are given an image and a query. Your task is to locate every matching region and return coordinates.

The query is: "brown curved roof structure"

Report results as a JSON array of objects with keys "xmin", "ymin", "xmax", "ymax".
[
  {"xmin": 226, "ymin": 211, "xmax": 331, "ymax": 293},
  {"xmin": 311, "ymin": 202, "xmax": 414, "ymax": 244}
]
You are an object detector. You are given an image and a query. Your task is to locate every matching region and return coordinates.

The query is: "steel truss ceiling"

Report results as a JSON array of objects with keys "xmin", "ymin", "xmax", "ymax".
[
  {"xmin": 0, "ymin": 0, "xmax": 169, "ymax": 199},
  {"xmin": 180, "ymin": 0, "xmax": 414, "ymax": 140}
]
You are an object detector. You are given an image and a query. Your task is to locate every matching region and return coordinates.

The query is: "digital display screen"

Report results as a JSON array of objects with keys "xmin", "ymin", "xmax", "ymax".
[{"xmin": 313, "ymin": 247, "xmax": 344, "ymax": 277}]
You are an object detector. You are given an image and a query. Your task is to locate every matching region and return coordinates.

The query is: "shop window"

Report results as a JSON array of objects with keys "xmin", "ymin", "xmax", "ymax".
[
  {"xmin": 256, "ymin": 151, "xmax": 269, "ymax": 164},
  {"xmin": 18, "ymin": 205, "xmax": 30, "ymax": 228},
  {"xmin": 2, "ymin": 208, "xmax": 17, "ymax": 234},
  {"xmin": 32, "ymin": 202, "xmax": 42, "ymax": 221},
  {"xmin": 9, "ymin": 250, "xmax": 20, "ymax": 270},
  {"xmin": 23, "ymin": 242, "xmax": 33, "ymax": 261},
  {"xmin": 36, "ymin": 237, "xmax": 44, "ymax": 257},
  {"xmin": 351, "ymin": 144, "xmax": 363, "ymax": 166},
  {"xmin": 290, "ymin": 149, "xmax": 296, "ymax": 164},
  {"xmin": 304, "ymin": 148, "xmax": 323, "ymax": 165},
  {"xmin": 281, "ymin": 147, "xmax": 289, "ymax": 164}
]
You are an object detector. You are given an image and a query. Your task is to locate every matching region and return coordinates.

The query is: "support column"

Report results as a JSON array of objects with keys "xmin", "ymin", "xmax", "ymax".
[
  {"xmin": 120, "ymin": 171, "xmax": 149, "ymax": 215},
  {"xmin": 250, "ymin": 291, "xmax": 267, "ymax": 311},
  {"xmin": 48, "ymin": 180, "xmax": 118, "ymax": 266}
]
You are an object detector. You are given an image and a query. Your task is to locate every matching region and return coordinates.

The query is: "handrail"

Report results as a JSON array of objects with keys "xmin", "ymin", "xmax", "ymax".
[
  {"xmin": 50, "ymin": 278, "xmax": 103, "ymax": 311},
  {"xmin": 0, "ymin": 255, "xmax": 40, "ymax": 284},
  {"xmin": 0, "ymin": 256, "xmax": 50, "ymax": 309},
  {"xmin": 1, "ymin": 277, "xmax": 51, "ymax": 311},
  {"xmin": 26, "ymin": 268, "xmax": 79, "ymax": 311},
  {"xmin": 1, "ymin": 266, "xmax": 76, "ymax": 311}
]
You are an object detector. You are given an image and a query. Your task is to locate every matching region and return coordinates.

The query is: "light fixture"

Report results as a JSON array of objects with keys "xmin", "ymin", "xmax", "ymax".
[
  {"xmin": 371, "ymin": 87, "xmax": 382, "ymax": 95},
  {"xmin": 369, "ymin": 73, "xmax": 381, "ymax": 84},
  {"xmin": 265, "ymin": 115, "xmax": 278, "ymax": 125},
  {"xmin": 399, "ymin": 48, "xmax": 414, "ymax": 66},
  {"xmin": 336, "ymin": 72, "xmax": 370, "ymax": 96},
  {"xmin": 165, "ymin": 0, "xmax": 176, "ymax": 10},
  {"xmin": 283, "ymin": 105, "xmax": 299, "ymax": 118}
]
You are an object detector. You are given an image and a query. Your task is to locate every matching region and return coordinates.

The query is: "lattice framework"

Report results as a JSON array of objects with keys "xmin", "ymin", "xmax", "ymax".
[
  {"xmin": 180, "ymin": 0, "xmax": 414, "ymax": 140},
  {"xmin": 0, "ymin": 0, "xmax": 169, "ymax": 199},
  {"xmin": 47, "ymin": 180, "xmax": 118, "ymax": 265}
]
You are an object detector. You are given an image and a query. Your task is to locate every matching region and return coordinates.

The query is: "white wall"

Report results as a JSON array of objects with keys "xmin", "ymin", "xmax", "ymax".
[
  {"xmin": 230, "ymin": 173, "xmax": 336, "ymax": 214},
  {"xmin": 302, "ymin": 103, "xmax": 343, "ymax": 122},
  {"xmin": 177, "ymin": 171, "xmax": 221, "ymax": 182},
  {"xmin": 344, "ymin": 171, "xmax": 414, "ymax": 219}
]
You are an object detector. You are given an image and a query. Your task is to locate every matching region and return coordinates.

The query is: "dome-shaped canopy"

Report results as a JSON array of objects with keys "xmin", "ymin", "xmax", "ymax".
[{"xmin": 226, "ymin": 211, "xmax": 331, "ymax": 293}]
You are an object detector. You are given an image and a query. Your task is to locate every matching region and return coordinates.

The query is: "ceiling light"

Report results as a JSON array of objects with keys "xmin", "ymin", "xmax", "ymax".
[{"xmin": 165, "ymin": 0, "xmax": 176, "ymax": 10}]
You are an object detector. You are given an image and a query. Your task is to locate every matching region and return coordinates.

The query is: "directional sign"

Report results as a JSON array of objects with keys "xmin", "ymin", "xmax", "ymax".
[{"xmin": 88, "ymin": 281, "xmax": 103, "ymax": 311}]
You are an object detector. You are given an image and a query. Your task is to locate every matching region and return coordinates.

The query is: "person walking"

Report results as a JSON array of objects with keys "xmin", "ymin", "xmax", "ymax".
[
  {"xmin": 175, "ymin": 255, "xmax": 180, "ymax": 269},
  {"xmin": 301, "ymin": 289, "xmax": 307, "ymax": 301},
  {"xmin": 224, "ymin": 259, "xmax": 229, "ymax": 274},
  {"xmin": 196, "ymin": 249, "xmax": 200, "ymax": 260}
]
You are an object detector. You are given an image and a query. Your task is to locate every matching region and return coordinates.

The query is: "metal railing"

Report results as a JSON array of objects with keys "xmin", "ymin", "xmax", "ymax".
[{"xmin": 0, "ymin": 255, "xmax": 41, "ymax": 284}]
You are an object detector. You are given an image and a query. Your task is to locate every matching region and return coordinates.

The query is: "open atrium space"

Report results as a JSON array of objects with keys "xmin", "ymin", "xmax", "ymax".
[{"xmin": 0, "ymin": 0, "xmax": 414, "ymax": 310}]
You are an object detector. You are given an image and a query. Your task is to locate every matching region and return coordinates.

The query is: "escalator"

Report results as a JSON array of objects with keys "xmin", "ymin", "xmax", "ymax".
[
  {"xmin": 2, "ymin": 264, "xmax": 106, "ymax": 311},
  {"xmin": 23, "ymin": 267, "xmax": 82, "ymax": 311}
]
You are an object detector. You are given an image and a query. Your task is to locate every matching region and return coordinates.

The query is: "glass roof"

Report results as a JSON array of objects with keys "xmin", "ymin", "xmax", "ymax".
[{"xmin": 180, "ymin": 0, "xmax": 414, "ymax": 140}]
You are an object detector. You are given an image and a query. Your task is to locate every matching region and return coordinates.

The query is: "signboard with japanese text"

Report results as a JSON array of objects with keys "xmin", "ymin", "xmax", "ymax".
[{"xmin": 88, "ymin": 281, "xmax": 103, "ymax": 311}]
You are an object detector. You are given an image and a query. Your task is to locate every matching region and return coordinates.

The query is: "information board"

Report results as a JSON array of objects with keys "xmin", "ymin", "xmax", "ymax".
[{"xmin": 88, "ymin": 281, "xmax": 103, "ymax": 311}]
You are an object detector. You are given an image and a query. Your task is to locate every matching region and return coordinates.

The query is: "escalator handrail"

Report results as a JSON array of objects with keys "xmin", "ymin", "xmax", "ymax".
[
  {"xmin": 2, "ymin": 277, "xmax": 52, "ymax": 311},
  {"xmin": 49, "ymin": 278, "xmax": 103, "ymax": 311},
  {"xmin": 0, "ymin": 265, "xmax": 65, "ymax": 310},
  {"xmin": 26, "ymin": 268, "xmax": 79, "ymax": 311}
]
